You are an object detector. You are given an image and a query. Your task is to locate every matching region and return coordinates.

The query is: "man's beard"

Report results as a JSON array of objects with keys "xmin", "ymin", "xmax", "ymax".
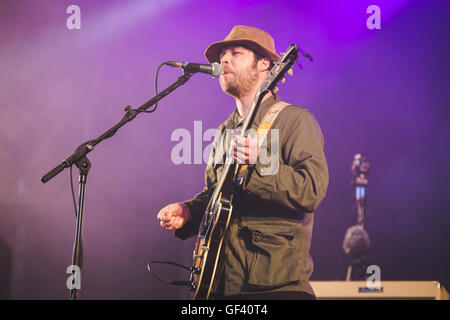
[{"xmin": 220, "ymin": 62, "xmax": 259, "ymax": 98}]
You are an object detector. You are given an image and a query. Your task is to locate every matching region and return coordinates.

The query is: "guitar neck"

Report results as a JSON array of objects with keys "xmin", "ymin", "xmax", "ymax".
[
  {"xmin": 206, "ymin": 91, "xmax": 268, "ymax": 212},
  {"xmin": 205, "ymin": 44, "xmax": 300, "ymax": 212}
]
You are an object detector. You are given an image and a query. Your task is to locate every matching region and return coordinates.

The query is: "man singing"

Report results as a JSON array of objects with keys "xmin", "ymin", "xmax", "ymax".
[{"xmin": 157, "ymin": 25, "xmax": 329, "ymax": 300}]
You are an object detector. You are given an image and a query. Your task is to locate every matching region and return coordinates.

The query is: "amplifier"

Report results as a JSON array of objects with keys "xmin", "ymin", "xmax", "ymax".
[{"xmin": 309, "ymin": 281, "xmax": 449, "ymax": 300}]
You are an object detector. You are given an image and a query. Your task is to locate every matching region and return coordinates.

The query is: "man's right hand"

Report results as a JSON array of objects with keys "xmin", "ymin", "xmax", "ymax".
[{"xmin": 157, "ymin": 202, "xmax": 191, "ymax": 231}]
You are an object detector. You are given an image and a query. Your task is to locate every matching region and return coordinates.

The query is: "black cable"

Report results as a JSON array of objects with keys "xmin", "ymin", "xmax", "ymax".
[
  {"xmin": 147, "ymin": 261, "xmax": 191, "ymax": 287},
  {"xmin": 70, "ymin": 165, "xmax": 77, "ymax": 216},
  {"xmin": 69, "ymin": 164, "xmax": 83, "ymax": 269},
  {"xmin": 140, "ymin": 62, "xmax": 167, "ymax": 113}
]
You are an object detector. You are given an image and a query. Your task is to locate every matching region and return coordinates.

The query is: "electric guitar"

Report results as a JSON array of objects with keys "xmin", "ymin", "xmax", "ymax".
[{"xmin": 189, "ymin": 44, "xmax": 302, "ymax": 299}]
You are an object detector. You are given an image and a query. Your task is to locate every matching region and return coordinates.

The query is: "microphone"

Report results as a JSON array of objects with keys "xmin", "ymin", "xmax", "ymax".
[{"xmin": 164, "ymin": 61, "xmax": 222, "ymax": 78}]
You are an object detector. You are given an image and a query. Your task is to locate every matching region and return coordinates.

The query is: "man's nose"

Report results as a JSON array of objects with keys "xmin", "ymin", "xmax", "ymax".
[{"xmin": 220, "ymin": 53, "xmax": 230, "ymax": 65}]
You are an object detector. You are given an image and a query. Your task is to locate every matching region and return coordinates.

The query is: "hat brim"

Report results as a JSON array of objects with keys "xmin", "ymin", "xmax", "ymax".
[{"xmin": 205, "ymin": 39, "xmax": 280, "ymax": 64}]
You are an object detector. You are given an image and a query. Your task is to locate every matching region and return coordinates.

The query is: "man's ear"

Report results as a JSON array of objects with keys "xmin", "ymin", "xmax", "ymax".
[{"xmin": 258, "ymin": 57, "xmax": 271, "ymax": 72}]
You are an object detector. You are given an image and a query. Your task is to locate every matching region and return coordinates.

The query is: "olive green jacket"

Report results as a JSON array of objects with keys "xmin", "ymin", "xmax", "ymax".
[{"xmin": 175, "ymin": 95, "xmax": 329, "ymax": 297}]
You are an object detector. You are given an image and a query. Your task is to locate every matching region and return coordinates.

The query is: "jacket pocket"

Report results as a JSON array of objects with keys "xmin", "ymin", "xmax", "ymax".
[{"xmin": 245, "ymin": 225, "xmax": 304, "ymax": 288}]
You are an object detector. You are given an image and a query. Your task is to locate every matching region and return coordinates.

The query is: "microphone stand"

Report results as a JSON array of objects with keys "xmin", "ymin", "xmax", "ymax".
[
  {"xmin": 41, "ymin": 71, "xmax": 194, "ymax": 300},
  {"xmin": 69, "ymin": 155, "xmax": 90, "ymax": 300}
]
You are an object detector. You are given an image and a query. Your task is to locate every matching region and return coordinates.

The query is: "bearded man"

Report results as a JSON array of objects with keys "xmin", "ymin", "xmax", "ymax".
[{"xmin": 157, "ymin": 25, "xmax": 329, "ymax": 300}]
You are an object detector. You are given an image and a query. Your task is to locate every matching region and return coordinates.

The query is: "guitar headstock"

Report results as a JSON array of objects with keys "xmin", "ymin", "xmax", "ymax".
[
  {"xmin": 260, "ymin": 43, "xmax": 313, "ymax": 92},
  {"xmin": 243, "ymin": 44, "xmax": 313, "ymax": 131}
]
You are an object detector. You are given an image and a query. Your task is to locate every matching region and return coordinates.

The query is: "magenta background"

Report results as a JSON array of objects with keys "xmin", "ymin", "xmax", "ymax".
[{"xmin": 0, "ymin": 0, "xmax": 449, "ymax": 299}]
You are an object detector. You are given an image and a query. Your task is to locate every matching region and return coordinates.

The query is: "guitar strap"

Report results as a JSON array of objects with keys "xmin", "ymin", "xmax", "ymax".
[{"xmin": 236, "ymin": 101, "xmax": 290, "ymax": 179}]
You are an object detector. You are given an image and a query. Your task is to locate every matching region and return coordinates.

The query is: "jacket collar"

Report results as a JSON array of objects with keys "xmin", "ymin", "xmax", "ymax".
[{"xmin": 223, "ymin": 94, "xmax": 279, "ymax": 129}]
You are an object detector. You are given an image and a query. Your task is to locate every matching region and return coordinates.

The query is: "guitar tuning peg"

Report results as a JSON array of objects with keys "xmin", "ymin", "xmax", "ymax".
[
  {"xmin": 288, "ymin": 67, "xmax": 293, "ymax": 76},
  {"xmin": 273, "ymin": 86, "xmax": 279, "ymax": 94},
  {"xmin": 281, "ymin": 76, "xmax": 286, "ymax": 84}
]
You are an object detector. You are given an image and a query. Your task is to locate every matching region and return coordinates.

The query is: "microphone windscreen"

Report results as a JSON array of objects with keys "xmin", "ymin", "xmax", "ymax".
[{"xmin": 211, "ymin": 62, "xmax": 222, "ymax": 78}]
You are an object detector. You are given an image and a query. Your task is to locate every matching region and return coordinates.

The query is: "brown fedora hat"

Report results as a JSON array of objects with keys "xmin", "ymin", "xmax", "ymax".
[{"xmin": 204, "ymin": 25, "xmax": 280, "ymax": 64}]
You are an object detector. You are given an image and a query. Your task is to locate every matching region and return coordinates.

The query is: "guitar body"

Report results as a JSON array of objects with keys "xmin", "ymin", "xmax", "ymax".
[
  {"xmin": 190, "ymin": 165, "xmax": 236, "ymax": 300},
  {"xmin": 190, "ymin": 193, "xmax": 232, "ymax": 299},
  {"xmin": 188, "ymin": 44, "xmax": 301, "ymax": 300}
]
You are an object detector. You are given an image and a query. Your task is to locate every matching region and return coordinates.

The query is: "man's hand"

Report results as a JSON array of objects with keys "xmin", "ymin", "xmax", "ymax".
[
  {"xmin": 232, "ymin": 134, "xmax": 260, "ymax": 165},
  {"xmin": 157, "ymin": 202, "xmax": 191, "ymax": 231}
]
